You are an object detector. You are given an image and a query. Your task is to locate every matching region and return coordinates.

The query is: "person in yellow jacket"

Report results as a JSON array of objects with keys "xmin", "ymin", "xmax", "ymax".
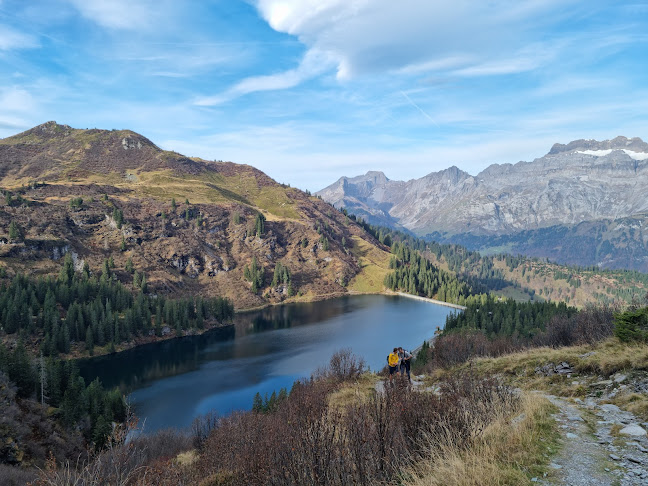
[{"xmin": 387, "ymin": 348, "xmax": 400, "ymax": 385}]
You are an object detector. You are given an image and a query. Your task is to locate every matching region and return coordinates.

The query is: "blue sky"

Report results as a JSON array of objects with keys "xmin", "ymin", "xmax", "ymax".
[{"xmin": 1, "ymin": 0, "xmax": 647, "ymax": 191}]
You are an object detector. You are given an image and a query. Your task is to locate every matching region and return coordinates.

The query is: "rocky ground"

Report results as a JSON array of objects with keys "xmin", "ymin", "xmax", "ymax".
[
  {"xmin": 532, "ymin": 361, "xmax": 648, "ymax": 484},
  {"xmin": 539, "ymin": 393, "xmax": 648, "ymax": 485},
  {"xmin": 375, "ymin": 364, "xmax": 648, "ymax": 485}
]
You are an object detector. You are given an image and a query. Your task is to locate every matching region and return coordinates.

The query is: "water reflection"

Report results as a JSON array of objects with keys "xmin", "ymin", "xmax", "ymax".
[
  {"xmin": 79, "ymin": 297, "xmax": 361, "ymax": 391},
  {"xmin": 78, "ymin": 295, "xmax": 454, "ymax": 432}
]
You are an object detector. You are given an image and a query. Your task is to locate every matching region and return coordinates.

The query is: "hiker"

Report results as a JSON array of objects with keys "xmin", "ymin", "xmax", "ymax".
[
  {"xmin": 387, "ymin": 347, "xmax": 400, "ymax": 385},
  {"xmin": 398, "ymin": 347, "xmax": 412, "ymax": 382}
]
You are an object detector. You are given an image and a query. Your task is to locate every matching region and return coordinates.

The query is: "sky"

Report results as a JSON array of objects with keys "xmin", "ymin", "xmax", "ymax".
[{"xmin": 0, "ymin": 0, "xmax": 647, "ymax": 191}]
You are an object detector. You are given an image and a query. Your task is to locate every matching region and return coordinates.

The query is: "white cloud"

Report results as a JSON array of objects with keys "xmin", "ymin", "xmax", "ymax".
[
  {"xmin": 197, "ymin": 0, "xmax": 578, "ymax": 104},
  {"xmin": 0, "ymin": 86, "xmax": 35, "ymax": 111},
  {"xmin": 254, "ymin": 0, "xmax": 572, "ymax": 79},
  {"xmin": 0, "ymin": 25, "xmax": 39, "ymax": 50},
  {"xmin": 0, "ymin": 86, "xmax": 39, "ymax": 136},
  {"xmin": 194, "ymin": 48, "xmax": 336, "ymax": 105},
  {"xmin": 66, "ymin": 0, "xmax": 164, "ymax": 30}
]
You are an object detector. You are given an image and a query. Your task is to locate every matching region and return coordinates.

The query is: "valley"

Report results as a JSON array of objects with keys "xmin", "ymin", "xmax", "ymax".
[
  {"xmin": 3, "ymin": 3, "xmax": 648, "ymax": 485},
  {"xmin": 2, "ymin": 123, "xmax": 648, "ymax": 486},
  {"xmin": 317, "ymin": 137, "xmax": 648, "ymax": 272}
]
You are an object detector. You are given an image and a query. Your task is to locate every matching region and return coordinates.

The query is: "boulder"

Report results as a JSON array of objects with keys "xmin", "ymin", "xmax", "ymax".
[{"xmin": 620, "ymin": 425, "xmax": 647, "ymax": 437}]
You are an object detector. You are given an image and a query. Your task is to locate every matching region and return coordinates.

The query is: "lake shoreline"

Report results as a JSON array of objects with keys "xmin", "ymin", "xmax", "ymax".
[
  {"xmin": 393, "ymin": 291, "xmax": 467, "ymax": 310},
  {"xmin": 82, "ymin": 294, "xmax": 456, "ymax": 433},
  {"xmin": 64, "ymin": 290, "xmax": 463, "ymax": 361}
]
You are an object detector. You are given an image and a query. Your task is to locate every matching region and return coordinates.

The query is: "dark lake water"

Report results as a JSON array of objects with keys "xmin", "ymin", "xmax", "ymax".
[{"xmin": 78, "ymin": 294, "xmax": 455, "ymax": 433}]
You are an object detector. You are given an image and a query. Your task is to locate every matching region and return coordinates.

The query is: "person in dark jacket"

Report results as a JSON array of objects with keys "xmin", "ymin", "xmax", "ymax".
[{"xmin": 398, "ymin": 347, "xmax": 412, "ymax": 382}]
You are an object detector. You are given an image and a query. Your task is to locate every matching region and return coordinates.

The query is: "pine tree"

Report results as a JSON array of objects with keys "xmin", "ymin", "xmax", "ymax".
[
  {"xmin": 58, "ymin": 253, "xmax": 75, "ymax": 284},
  {"xmin": 101, "ymin": 259, "xmax": 111, "ymax": 280},
  {"xmin": 252, "ymin": 392, "xmax": 263, "ymax": 412},
  {"xmin": 254, "ymin": 213, "xmax": 265, "ymax": 237},
  {"xmin": 86, "ymin": 326, "xmax": 94, "ymax": 355},
  {"xmin": 8, "ymin": 221, "xmax": 20, "ymax": 241},
  {"xmin": 112, "ymin": 208, "xmax": 124, "ymax": 229}
]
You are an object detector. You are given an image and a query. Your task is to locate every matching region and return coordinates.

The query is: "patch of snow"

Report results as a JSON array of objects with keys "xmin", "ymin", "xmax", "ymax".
[
  {"xmin": 578, "ymin": 149, "xmax": 614, "ymax": 157},
  {"xmin": 576, "ymin": 149, "xmax": 648, "ymax": 160}
]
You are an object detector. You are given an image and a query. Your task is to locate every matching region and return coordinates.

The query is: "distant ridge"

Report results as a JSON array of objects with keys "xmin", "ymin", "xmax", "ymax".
[{"xmin": 316, "ymin": 137, "xmax": 648, "ymax": 271}]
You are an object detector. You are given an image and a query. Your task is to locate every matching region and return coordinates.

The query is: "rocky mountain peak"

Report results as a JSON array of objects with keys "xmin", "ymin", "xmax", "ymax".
[
  {"xmin": 19, "ymin": 121, "xmax": 74, "ymax": 140},
  {"xmin": 423, "ymin": 165, "xmax": 470, "ymax": 184},
  {"xmin": 548, "ymin": 136, "xmax": 648, "ymax": 155},
  {"xmin": 317, "ymin": 134, "xmax": 648, "ymax": 242},
  {"xmin": 363, "ymin": 170, "xmax": 389, "ymax": 184},
  {"xmin": 0, "ymin": 121, "xmax": 200, "ymax": 180}
]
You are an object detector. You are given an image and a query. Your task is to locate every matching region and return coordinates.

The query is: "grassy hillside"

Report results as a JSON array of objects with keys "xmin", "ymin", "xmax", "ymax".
[
  {"xmin": 0, "ymin": 122, "xmax": 393, "ymax": 310},
  {"xmin": 363, "ymin": 222, "xmax": 648, "ymax": 308}
]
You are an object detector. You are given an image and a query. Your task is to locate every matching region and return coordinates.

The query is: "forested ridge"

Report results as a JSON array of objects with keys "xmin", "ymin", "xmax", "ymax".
[
  {"xmin": 0, "ymin": 253, "xmax": 235, "ymax": 473},
  {"xmin": 0, "ymin": 253, "xmax": 234, "ymax": 357},
  {"xmin": 347, "ymin": 211, "xmax": 647, "ymax": 306},
  {"xmin": 383, "ymin": 242, "xmax": 477, "ymax": 304},
  {"xmin": 443, "ymin": 296, "xmax": 577, "ymax": 339}
]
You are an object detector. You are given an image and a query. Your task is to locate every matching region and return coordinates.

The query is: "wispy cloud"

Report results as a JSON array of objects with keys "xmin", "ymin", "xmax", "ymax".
[
  {"xmin": 400, "ymin": 91, "xmax": 438, "ymax": 127},
  {"xmin": 0, "ymin": 24, "xmax": 39, "ymax": 50},
  {"xmin": 194, "ymin": 48, "xmax": 336, "ymax": 106},
  {"xmin": 0, "ymin": 86, "xmax": 39, "ymax": 136},
  {"xmin": 253, "ymin": 0, "xmax": 577, "ymax": 81},
  {"xmin": 66, "ymin": 0, "xmax": 167, "ymax": 30}
]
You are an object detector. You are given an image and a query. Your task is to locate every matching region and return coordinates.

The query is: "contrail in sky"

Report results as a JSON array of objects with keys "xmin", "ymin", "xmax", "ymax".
[{"xmin": 400, "ymin": 91, "xmax": 439, "ymax": 127}]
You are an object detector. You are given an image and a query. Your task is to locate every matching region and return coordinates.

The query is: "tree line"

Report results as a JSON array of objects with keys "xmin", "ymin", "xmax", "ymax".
[
  {"xmin": 443, "ymin": 295, "xmax": 577, "ymax": 339},
  {"xmin": 383, "ymin": 242, "xmax": 481, "ymax": 305},
  {"xmin": 0, "ymin": 253, "xmax": 234, "ymax": 356},
  {"xmin": 0, "ymin": 340, "xmax": 126, "ymax": 449}
]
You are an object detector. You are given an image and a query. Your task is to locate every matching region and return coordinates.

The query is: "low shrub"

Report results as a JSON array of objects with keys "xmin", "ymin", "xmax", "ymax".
[
  {"xmin": 614, "ymin": 306, "xmax": 648, "ymax": 343},
  {"xmin": 313, "ymin": 347, "xmax": 366, "ymax": 382},
  {"xmin": 191, "ymin": 373, "xmax": 518, "ymax": 486}
]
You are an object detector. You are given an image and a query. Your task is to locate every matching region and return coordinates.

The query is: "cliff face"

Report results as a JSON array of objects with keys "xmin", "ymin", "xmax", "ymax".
[
  {"xmin": 317, "ymin": 136, "xmax": 648, "ymax": 236},
  {"xmin": 316, "ymin": 137, "xmax": 648, "ymax": 270},
  {"xmin": 0, "ymin": 122, "xmax": 389, "ymax": 308}
]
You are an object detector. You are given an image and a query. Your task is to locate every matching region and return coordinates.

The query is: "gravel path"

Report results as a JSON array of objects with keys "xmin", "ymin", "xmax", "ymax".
[
  {"xmin": 375, "ymin": 374, "xmax": 648, "ymax": 485},
  {"xmin": 540, "ymin": 394, "xmax": 648, "ymax": 485}
]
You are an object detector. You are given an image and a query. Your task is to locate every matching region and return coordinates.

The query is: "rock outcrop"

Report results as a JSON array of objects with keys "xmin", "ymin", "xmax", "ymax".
[{"xmin": 316, "ymin": 136, "xmax": 648, "ymax": 270}]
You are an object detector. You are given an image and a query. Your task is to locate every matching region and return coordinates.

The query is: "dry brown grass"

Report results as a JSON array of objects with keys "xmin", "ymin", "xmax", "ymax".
[
  {"xmin": 175, "ymin": 450, "xmax": 198, "ymax": 467},
  {"xmin": 327, "ymin": 373, "xmax": 379, "ymax": 411},
  {"xmin": 404, "ymin": 393, "xmax": 558, "ymax": 486},
  {"xmin": 431, "ymin": 338, "xmax": 648, "ymax": 385},
  {"xmin": 607, "ymin": 393, "xmax": 648, "ymax": 421},
  {"xmin": 347, "ymin": 235, "xmax": 391, "ymax": 293}
]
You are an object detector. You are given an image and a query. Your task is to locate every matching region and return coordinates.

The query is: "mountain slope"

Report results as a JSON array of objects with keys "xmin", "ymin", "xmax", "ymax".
[
  {"xmin": 0, "ymin": 122, "xmax": 391, "ymax": 309},
  {"xmin": 316, "ymin": 137, "xmax": 648, "ymax": 271}
]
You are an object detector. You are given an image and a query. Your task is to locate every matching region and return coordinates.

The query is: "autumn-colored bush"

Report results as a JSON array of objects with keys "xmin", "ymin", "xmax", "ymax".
[
  {"xmin": 419, "ymin": 304, "xmax": 616, "ymax": 372},
  {"xmin": 188, "ymin": 373, "xmax": 518, "ymax": 486},
  {"xmin": 31, "ymin": 350, "xmax": 519, "ymax": 486}
]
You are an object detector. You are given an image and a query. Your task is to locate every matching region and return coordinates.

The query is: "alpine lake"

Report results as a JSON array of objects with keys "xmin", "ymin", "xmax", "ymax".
[{"xmin": 78, "ymin": 294, "xmax": 456, "ymax": 433}]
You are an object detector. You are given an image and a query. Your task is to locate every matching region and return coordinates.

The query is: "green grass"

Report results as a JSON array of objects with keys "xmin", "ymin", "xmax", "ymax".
[
  {"xmin": 494, "ymin": 285, "xmax": 539, "ymax": 302},
  {"xmin": 347, "ymin": 236, "xmax": 391, "ymax": 293}
]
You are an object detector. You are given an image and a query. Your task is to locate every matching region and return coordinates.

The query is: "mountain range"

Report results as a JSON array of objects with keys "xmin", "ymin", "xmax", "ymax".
[
  {"xmin": 0, "ymin": 122, "xmax": 392, "ymax": 309},
  {"xmin": 316, "ymin": 137, "xmax": 648, "ymax": 271}
]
